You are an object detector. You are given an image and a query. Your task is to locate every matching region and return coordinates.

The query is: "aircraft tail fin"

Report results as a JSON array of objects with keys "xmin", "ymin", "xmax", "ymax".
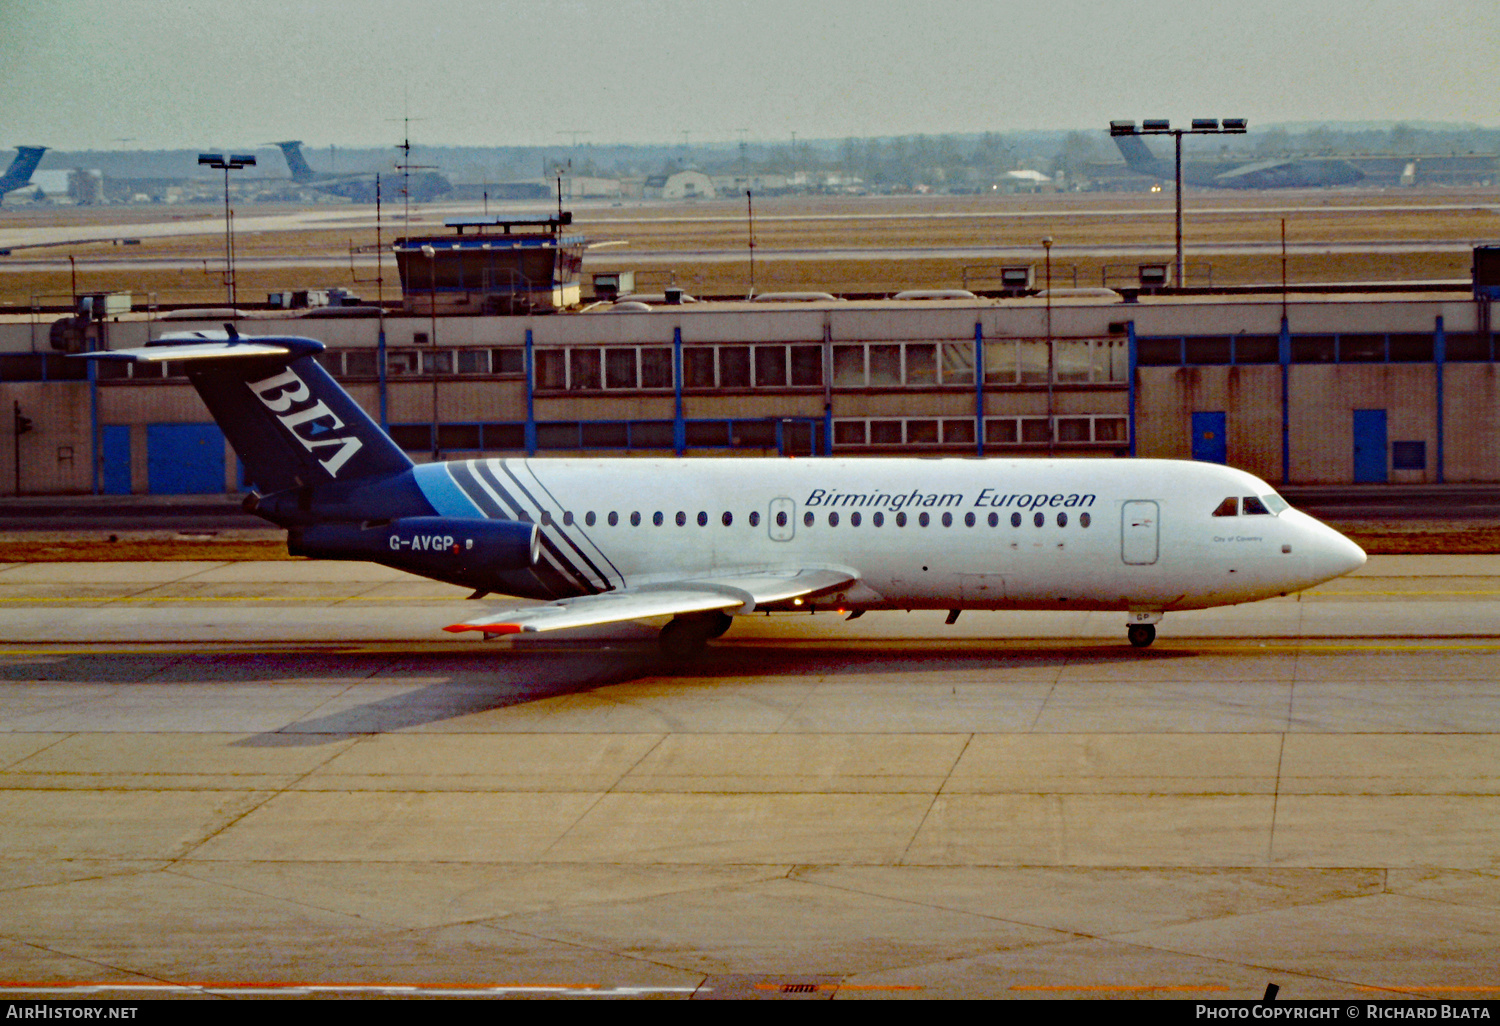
[
  {"xmin": 84, "ymin": 331, "xmax": 412, "ymax": 496},
  {"xmin": 0, "ymin": 146, "xmax": 46, "ymax": 194},
  {"xmin": 1113, "ymin": 135, "xmax": 1164, "ymax": 176},
  {"xmin": 274, "ymin": 141, "xmax": 317, "ymax": 182}
]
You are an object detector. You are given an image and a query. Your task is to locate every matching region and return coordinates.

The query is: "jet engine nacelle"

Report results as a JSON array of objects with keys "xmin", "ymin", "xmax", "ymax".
[{"xmin": 289, "ymin": 517, "xmax": 540, "ymax": 579}]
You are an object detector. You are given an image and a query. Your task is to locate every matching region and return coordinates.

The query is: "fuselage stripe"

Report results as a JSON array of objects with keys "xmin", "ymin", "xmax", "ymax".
[
  {"xmin": 509, "ymin": 458, "xmax": 627, "ymax": 583},
  {"xmin": 510, "ymin": 457, "xmax": 626, "ymax": 580},
  {"xmin": 446, "ymin": 461, "xmax": 507, "ymax": 518},
  {"xmin": 495, "ymin": 459, "xmax": 621, "ymax": 589},
  {"xmin": 450, "ymin": 459, "xmax": 582, "ymax": 599},
  {"xmin": 467, "ymin": 460, "xmax": 598, "ymax": 597}
]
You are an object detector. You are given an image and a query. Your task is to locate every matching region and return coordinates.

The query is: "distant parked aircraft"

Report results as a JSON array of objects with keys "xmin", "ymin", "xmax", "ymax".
[
  {"xmin": 1113, "ymin": 135, "xmax": 1362, "ymax": 189},
  {"xmin": 0, "ymin": 147, "xmax": 46, "ymax": 204},
  {"xmin": 272, "ymin": 140, "xmax": 451, "ymax": 203}
]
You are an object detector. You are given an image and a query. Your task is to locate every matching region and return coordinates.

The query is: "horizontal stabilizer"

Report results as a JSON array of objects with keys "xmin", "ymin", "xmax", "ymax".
[
  {"xmin": 445, "ymin": 567, "xmax": 859, "ymax": 635},
  {"xmin": 84, "ymin": 331, "xmax": 322, "ymax": 363},
  {"xmin": 91, "ymin": 342, "xmax": 296, "ymax": 362}
]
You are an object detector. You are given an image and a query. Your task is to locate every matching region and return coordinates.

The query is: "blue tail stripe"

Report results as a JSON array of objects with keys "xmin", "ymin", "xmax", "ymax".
[{"xmin": 413, "ymin": 463, "xmax": 487, "ymax": 518}]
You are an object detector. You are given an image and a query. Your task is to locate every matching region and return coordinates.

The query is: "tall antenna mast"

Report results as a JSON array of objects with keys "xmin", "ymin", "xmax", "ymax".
[
  {"xmin": 397, "ymin": 122, "xmax": 411, "ymax": 236},
  {"xmin": 389, "ymin": 113, "xmax": 436, "ymax": 238}
]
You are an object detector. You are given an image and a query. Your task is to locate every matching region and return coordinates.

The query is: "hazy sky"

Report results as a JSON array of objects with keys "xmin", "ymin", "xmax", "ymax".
[{"xmin": 4, "ymin": 0, "xmax": 1499, "ymax": 151}]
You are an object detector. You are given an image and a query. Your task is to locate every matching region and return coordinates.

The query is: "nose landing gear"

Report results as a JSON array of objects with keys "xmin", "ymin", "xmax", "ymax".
[{"xmin": 1126, "ymin": 610, "xmax": 1162, "ymax": 648}]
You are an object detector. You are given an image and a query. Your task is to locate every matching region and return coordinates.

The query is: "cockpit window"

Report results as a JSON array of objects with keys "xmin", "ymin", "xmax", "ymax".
[
  {"xmin": 1212, "ymin": 496, "xmax": 1239, "ymax": 517},
  {"xmin": 1242, "ymin": 496, "xmax": 1272, "ymax": 516},
  {"xmin": 1262, "ymin": 493, "xmax": 1290, "ymax": 514}
]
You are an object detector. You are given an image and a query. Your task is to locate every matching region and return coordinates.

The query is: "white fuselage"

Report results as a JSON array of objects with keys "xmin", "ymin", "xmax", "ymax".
[{"xmin": 414, "ymin": 457, "xmax": 1366, "ymax": 614}]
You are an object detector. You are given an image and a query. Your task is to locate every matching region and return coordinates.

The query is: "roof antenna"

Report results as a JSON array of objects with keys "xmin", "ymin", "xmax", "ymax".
[{"xmin": 223, "ymin": 323, "xmax": 240, "ymax": 341}]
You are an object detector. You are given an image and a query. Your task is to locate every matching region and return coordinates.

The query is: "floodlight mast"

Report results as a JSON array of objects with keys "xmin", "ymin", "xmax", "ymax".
[
  {"xmin": 1108, "ymin": 119, "xmax": 1247, "ymax": 286},
  {"xmin": 197, "ymin": 153, "xmax": 257, "ymax": 308}
]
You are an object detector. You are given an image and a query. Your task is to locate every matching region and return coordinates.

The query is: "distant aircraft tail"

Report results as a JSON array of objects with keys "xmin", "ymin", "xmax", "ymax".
[
  {"xmin": 274, "ymin": 140, "xmax": 317, "ymax": 182},
  {"xmin": 84, "ymin": 331, "xmax": 414, "ymax": 511},
  {"xmin": 0, "ymin": 146, "xmax": 46, "ymax": 195},
  {"xmin": 1113, "ymin": 135, "xmax": 1165, "ymax": 177}
]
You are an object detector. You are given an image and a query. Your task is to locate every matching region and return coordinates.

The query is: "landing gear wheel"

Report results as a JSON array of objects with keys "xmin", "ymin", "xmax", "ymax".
[
  {"xmin": 1127, "ymin": 624, "xmax": 1156, "ymax": 648},
  {"xmin": 704, "ymin": 611, "xmax": 734, "ymax": 639},
  {"xmin": 659, "ymin": 617, "xmax": 711, "ymax": 658}
]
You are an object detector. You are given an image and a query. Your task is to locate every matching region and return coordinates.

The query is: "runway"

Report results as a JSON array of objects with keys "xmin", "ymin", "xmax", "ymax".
[{"xmin": 2, "ymin": 556, "xmax": 1500, "ymax": 999}]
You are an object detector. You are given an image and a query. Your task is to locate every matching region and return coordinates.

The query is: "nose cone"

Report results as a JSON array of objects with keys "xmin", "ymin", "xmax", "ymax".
[{"xmin": 1310, "ymin": 527, "xmax": 1367, "ymax": 583}]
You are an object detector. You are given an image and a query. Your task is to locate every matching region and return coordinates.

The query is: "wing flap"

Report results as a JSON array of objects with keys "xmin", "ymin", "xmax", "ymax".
[
  {"xmin": 444, "ymin": 589, "xmax": 742, "ymax": 635},
  {"xmin": 444, "ymin": 567, "xmax": 859, "ymax": 636},
  {"xmin": 677, "ymin": 567, "xmax": 857, "ymax": 606}
]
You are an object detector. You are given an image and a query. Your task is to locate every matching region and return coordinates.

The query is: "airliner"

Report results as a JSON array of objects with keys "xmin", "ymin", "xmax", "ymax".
[
  {"xmin": 85, "ymin": 331, "xmax": 1367, "ymax": 654},
  {"xmin": 0, "ymin": 146, "xmax": 46, "ymax": 205},
  {"xmin": 272, "ymin": 141, "xmax": 451, "ymax": 204},
  {"xmin": 1113, "ymin": 135, "xmax": 1363, "ymax": 189}
]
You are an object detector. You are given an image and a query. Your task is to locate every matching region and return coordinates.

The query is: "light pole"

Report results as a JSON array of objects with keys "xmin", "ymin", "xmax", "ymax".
[
  {"xmin": 1108, "ymin": 118, "xmax": 1247, "ymax": 286},
  {"xmin": 746, "ymin": 189, "xmax": 756, "ymax": 299},
  {"xmin": 197, "ymin": 153, "xmax": 257, "ymax": 307},
  {"xmin": 1042, "ymin": 236, "xmax": 1054, "ymax": 456},
  {"xmin": 421, "ymin": 244, "xmax": 439, "ymax": 462}
]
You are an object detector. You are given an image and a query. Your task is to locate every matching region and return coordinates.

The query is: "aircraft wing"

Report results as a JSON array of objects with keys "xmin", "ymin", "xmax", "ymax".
[
  {"xmin": 444, "ymin": 567, "xmax": 859, "ymax": 635},
  {"xmin": 1212, "ymin": 159, "xmax": 1293, "ymax": 181}
]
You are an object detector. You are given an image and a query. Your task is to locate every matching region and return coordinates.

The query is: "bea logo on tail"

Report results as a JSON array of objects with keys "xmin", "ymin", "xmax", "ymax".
[{"xmin": 247, "ymin": 367, "xmax": 366, "ymax": 477}]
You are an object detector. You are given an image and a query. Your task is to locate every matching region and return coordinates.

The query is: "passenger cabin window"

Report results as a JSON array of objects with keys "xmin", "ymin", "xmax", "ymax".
[
  {"xmin": 1212, "ymin": 497, "xmax": 1239, "ymax": 517},
  {"xmin": 1242, "ymin": 496, "xmax": 1272, "ymax": 515}
]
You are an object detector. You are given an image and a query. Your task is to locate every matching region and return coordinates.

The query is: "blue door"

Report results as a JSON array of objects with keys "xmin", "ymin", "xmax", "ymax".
[
  {"xmin": 101, "ymin": 425, "xmax": 131, "ymax": 495},
  {"xmin": 147, "ymin": 423, "xmax": 225, "ymax": 494},
  {"xmin": 1191, "ymin": 411, "xmax": 1227, "ymax": 464},
  {"xmin": 1353, "ymin": 409, "xmax": 1388, "ymax": 483}
]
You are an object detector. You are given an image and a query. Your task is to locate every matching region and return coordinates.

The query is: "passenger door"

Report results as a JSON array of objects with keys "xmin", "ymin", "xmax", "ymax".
[{"xmin": 1121, "ymin": 500, "xmax": 1159, "ymax": 565}]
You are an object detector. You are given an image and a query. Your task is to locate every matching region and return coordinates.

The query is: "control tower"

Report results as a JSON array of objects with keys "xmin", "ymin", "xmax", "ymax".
[{"xmin": 393, "ymin": 213, "xmax": 585, "ymax": 315}]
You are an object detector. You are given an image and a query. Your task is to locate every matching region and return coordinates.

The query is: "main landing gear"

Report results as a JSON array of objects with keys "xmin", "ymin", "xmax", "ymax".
[
  {"xmin": 658, "ymin": 611, "xmax": 733, "ymax": 657},
  {"xmin": 1126, "ymin": 611, "xmax": 1162, "ymax": 648}
]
